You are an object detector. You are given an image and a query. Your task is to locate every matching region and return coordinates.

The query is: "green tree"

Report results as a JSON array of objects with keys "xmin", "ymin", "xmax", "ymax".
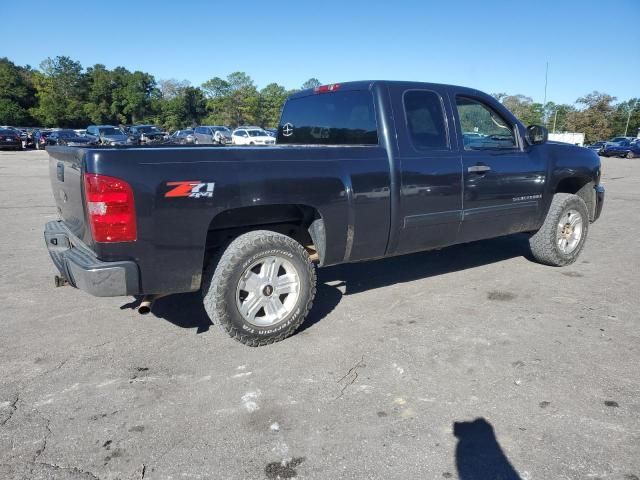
[
  {"xmin": 160, "ymin": 86, "xmax": 206, "ymax": 130},
  {"xmin": 84, "ymin": 64, "xmax": 117, "ymax": 124},
  {"xmin": 0, "ymin": 57, "xmax": 36, "ymax": 125},
  {"xmin": 301, "ymin": 78, "xmax": 321, "ymax": 90},
  {"xmin": 201, "ymin": 76, "xmax": 231, "ymax": 125},
  {"xmin": 497, "ymin": 94, "xmax": 544, "ymax": 125},
  {"xmin": 201, "ymin": 72, "xmax": 259, "ymax": 126},
  {"xmin": 31, "ymin": 56, "xmax": 87, "ymax": 127},
  {"xmin": 116, "ymin": 70, "xmax": 157, "ymax": 123},
  {"xmin": 565, "ymin": 91, "xmax": 617, "ymax": 142},
  {"xmin": 544, "ymin": 102, "xmax": 576, "ymax": 133},
  {"xmin": 611, "ymin": 98, "xmax": 640, "ymax": 137},
  {"xmin": 258, "ymin": 83, "xmax": 288, "ymax": 127}
]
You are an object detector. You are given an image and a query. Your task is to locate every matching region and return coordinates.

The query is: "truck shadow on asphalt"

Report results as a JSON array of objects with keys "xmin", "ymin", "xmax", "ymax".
[
  {"xmin": 121, "ymin": 233, "xmax": 531, "ymax": 335},
  {"xmin": 452, "ymin": 417, "xmax": 522, "ymax": 480}
]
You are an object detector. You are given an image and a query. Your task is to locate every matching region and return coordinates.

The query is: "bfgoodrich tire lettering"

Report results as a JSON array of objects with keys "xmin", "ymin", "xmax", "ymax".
[
  {"xmin": 201, "ymin": 230, "xmax": 316, "ymax": 346},
  {"xmin": 529, "ymin": 193, "xmax": 589, "ymax": 266}
]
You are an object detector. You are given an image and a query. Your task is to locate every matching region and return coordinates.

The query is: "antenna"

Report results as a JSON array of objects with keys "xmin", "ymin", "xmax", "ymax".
[{"xmin": 543, "ymin": 62, "xmax": 549, "ymax": 106}]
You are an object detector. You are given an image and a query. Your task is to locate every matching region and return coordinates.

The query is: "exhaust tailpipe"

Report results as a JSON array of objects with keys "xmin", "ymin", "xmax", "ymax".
[{"xmin": 138, "ymin": 295, "xmax": 155, "ymax": 315}]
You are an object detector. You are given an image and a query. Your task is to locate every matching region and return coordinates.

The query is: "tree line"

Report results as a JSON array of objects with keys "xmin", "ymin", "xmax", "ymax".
[
  {"xmin": 493, "ymin": 93, "xmax": 639, "ymax": 142},
  {"xmin": 1, "ymin": 55, "xmax": 638, "ymax": 141}
]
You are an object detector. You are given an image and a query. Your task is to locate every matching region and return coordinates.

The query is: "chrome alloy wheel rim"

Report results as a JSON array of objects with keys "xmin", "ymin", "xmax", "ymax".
[
  {"xmin": 235, "ymin": 256, "xmax": 300, "ymax": 327},
  {"xmin": 557, "ymin": 209, "xmax": 583, "ymax": 254}
]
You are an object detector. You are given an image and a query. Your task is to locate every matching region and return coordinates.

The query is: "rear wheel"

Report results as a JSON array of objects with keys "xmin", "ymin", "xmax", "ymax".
[
  {"xmin": 626, "ymin": 151, "xmax": 635, "ymax": 159},
  {"xmin": 529, "ymin": 193, "xmax": 589, "ymax": 266},
  {"xmin": 202, "ymin": 230, "xmax": 316, "ymax": 346}
]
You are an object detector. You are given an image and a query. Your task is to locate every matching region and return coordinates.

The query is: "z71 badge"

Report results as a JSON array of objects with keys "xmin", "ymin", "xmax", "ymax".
[{"xmin": 165, "ymin": 181, "xmax": 215, "ymax": 198}]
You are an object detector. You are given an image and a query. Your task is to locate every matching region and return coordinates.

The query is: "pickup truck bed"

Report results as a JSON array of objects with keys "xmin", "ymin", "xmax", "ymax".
[{"xmin": 44, "ymin": 80, "xmax": 604, "ymax": 346}]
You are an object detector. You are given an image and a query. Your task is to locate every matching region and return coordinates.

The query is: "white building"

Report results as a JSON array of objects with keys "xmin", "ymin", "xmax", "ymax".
[{"xmin": 548, "ymin": 132, "xmax": 585, "ymax": 146}]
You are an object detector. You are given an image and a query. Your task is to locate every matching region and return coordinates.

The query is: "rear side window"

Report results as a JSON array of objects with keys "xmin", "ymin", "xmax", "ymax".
[
  {"xmin": 278, "ymin": 90, "xmax": 378, "ymax": 145},
  {"xmin": 403, "ymin": 90, "xmax": 448, "ymax": 150}
]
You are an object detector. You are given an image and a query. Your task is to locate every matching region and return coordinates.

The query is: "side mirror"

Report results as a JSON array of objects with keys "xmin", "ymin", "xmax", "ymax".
[{"xmin": 526, "ymin": 124, "xmax": 548, "ymax": 145}]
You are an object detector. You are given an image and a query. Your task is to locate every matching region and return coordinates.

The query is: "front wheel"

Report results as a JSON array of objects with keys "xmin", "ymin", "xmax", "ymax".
[
  {"xmin": 202, "ymin": 230, "xmax": 316, "ymax": 346},
  {"xmin": 529, "ymin": 193, "xmax": 589, "ymax": 266},
  {"xmin": 626, "ymin": 151, "xmax": 635, "ymax": 159}
]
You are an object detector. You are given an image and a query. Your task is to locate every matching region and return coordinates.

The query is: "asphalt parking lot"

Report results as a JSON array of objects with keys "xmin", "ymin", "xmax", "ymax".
[{"xmin": 0, "ymin": 149, "xmax": 638, "ymax": 480}]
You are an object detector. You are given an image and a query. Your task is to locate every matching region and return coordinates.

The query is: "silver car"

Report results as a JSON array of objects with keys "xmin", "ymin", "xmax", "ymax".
[
  {"xmin": 86, "ymin": 125, "xmax": 129, "ymax": 145},
  {"xmin": 193, "ymin": 126, "xmax": 232, "ymax": 145}
]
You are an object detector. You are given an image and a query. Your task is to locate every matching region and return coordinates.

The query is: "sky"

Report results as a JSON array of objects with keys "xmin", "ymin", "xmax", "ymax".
[{"xmin": 2, "ymin": 0, "xmax": 639, "ymax": 105}]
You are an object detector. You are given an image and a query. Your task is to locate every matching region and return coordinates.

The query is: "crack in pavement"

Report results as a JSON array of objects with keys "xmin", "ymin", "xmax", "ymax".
[
  {"xmin": 0, "ymin": 395, "xmax": 19, "ymax": 426},
  {"xmin": 336, "ymin": 355, "xmax": 366, "ymax": 399},
  {"xmin": 33, "ymin": 462, "xmax": 100, "ymax": 479}
]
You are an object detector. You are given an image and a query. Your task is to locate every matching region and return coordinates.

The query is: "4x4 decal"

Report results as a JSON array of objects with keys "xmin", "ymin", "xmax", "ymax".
[{"xmin": 165, "ymin": 181, "xmax": 215, "ymax": 198}]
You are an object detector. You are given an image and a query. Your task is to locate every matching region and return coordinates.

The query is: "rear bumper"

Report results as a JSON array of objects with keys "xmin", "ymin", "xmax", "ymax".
[
  {"xmin": 44, "ymin": 221, "xmax": 139, "ymax": 297},
  {"xmin": 593, "ymin": 184, "xmax": 605, "ymax": 222}
]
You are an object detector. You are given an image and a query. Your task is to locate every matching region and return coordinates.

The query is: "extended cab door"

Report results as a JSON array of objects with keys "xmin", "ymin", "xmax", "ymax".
[
  {"xmin": 450, "ymin": 91, "xmax": 546, "ymax": 242},
  {"xmin": 388, "ymin": 85, "xmax": 463, "ymax": 255}
]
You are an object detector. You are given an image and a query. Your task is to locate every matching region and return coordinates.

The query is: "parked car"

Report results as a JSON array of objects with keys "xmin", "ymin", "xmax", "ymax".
[
  {"xmin": 0, "ymin": 128, "xmax": 22, "ymax": 150},
  {"xmin": 602, "ymin": 139, "xmax": 640, "ymax": 158},
  {"xmin": 169, "ymin": 129, "xmax": 196, "ymax": 145},
  {"xmin": 128, "ymin": 125, "xmax": 168, "ymax": 144},
  {"xmin": 232, "ymin": 128, "xmax": 276, "ymax": 145},
  {"xmin": 45, "ymin": 130, "xmax": 94, "ymax": 147},
  {"xmin": 33, "ymin": 129, "xmax": 53, "ymax": 150},
  {"xmin": 604, "ymin": 136, "xmax": 636, "ymax": 150},
  {"xmin": 85, "ymin": 125, "xmax": 129, "ymax": 145},
  {"xmin": 44, "ymin": 80, "xmax": 605, "ymax": 347},
  {"xmin": 586, "ymin": 141, "xmax": 606, "ymax": 155},
  {"xmin": 193, "ymin": 126, "xmax": 232, "ymax": 145}
]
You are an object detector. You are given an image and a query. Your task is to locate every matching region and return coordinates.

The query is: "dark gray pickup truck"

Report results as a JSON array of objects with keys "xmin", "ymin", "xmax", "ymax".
[{"xmin": 44, "ymin": 81, "xmax": 604, "ymax": 346}]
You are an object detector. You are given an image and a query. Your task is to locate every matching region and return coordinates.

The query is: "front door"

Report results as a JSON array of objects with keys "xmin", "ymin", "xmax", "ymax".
[
  {"xmin": 452, "ymin": 93, "xmax": 546, "ymax": 243},
  {"xmin": 389, "ymin": 86, "xmax": 463, "ymax": 255}
]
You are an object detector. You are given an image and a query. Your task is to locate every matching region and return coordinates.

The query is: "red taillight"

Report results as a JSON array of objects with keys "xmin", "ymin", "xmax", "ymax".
[
  {"xmin": 84, "ymin": 173, "xmax": 137, "ymax": 242},
  {"xmin": 314, "ymin": 83, "xmax": 340, "ymax": 93}
]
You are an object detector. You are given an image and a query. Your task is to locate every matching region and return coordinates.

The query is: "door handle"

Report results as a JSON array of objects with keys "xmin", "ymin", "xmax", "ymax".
[{"xmin": 468, "ymin": 165, "xmax": 491, "ymax": 173}]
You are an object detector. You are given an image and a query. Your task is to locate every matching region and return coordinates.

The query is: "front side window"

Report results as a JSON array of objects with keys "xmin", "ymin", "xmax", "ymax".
[
  {"xmin": 278, "ymin": 90, "xmax": 378, "ymax": 145},
  {"xmin": 403, "ymin": 90, "xmax": 448, "ymax": 150},
  {"xmin": 456, "ymin": 96, "xmax": 517, "ymax": 150}
]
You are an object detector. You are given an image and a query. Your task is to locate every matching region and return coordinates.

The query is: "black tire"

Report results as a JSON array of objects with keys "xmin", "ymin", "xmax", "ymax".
[
  {"xmin": 201, "ymin": 230, "xmax": 316, "ymax": 346},
  {"xmin": 529, "ymin": 193, "xmax": 589, "ymax": 266}
]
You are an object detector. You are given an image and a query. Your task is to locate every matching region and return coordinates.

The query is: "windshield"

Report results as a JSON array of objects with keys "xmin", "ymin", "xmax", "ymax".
[
  {"xmin": 248, "ymin": 130, "xmax": 266, "ymax": 137},
  {"xmin": 611, "ymin": 137, "xmax": 627, "ymax": 142},
  {"xmin": 99, "ymin": 127, "xmax": 125, "ymax": 136},
  {"xmin": 0, "ymin": 129, "xmax": 15, "ymax": 135},
  {"xmin": 58, "ymin": 130, "xmax": 77, "ymax": 138},
  {"xmin": 138, "ymin": 126, "xmax": 161, "ymax": 133},
  {"xmin": 212, "ymin": 127, "xmax": 230, "ymax": 133},
  {"xmin": 179, "ymin": 130, "xmax": 193, "ymax": 136}
]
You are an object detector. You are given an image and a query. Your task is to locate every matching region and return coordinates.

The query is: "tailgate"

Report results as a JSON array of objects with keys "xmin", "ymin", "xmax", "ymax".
[{"xmin": 48, "ymin": 147, "xmax": 90, "ymax": 243}]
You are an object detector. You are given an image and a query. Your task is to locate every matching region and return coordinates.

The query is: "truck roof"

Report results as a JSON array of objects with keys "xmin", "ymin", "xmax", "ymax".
[{"xmin": 288, "ymin": 80, "xmax": 482, "ymax": 99}]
